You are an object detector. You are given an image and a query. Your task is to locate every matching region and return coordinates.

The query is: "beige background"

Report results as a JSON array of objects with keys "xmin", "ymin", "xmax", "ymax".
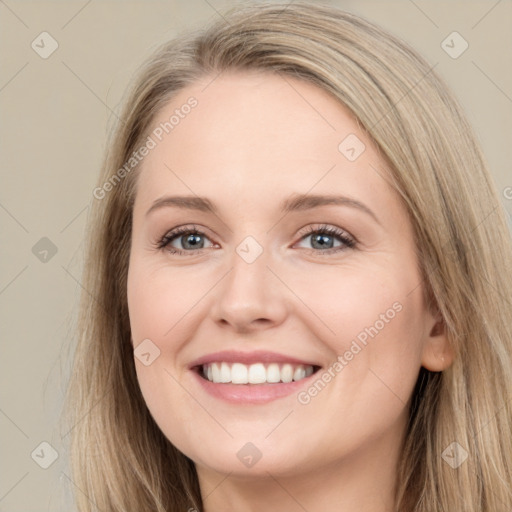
[{"xmin": 1, "ymin": 1, "xmax": 511, "ymax": 510}]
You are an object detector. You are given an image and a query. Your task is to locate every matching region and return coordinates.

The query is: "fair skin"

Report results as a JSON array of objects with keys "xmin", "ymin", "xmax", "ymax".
[{"xmin": 127, "ymin": 70, "xmax": 453, "ymax": 512}]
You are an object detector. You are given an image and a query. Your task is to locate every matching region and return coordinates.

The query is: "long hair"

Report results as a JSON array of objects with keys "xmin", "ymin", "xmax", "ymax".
[{"xmin": 61, "ymin": 2, "xmax": 512, "ymax": 510}]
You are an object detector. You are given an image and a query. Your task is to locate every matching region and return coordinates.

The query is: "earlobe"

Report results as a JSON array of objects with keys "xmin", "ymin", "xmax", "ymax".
[{"xmin": 421, "ymin": 312, "xmax": 455, "ymax": 372}]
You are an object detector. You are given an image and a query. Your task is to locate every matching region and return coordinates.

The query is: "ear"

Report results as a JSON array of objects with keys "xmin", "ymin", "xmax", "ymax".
[{"xmin": 420, "ymin": 309, "xmax": 455, "ymax": 372}]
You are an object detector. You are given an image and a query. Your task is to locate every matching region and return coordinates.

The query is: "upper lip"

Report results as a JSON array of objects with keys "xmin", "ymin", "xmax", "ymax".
[{"xmin": 188, "ymin": 350, "xmax": 321, "ymax": 369}]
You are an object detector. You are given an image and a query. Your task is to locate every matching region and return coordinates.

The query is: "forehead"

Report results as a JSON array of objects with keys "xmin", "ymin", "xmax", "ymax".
[
  {"xmin": 146, "ymin": 70, "xmax": 361, "ymax": 162},
  {"xmin": 132, "ymin": 70, "xmax": 398, "ymax": 221}
]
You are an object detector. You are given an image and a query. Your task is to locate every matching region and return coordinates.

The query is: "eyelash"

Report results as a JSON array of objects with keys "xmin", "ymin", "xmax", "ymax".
[{"xmin": 155, "ymin": 223, "xmax": 356, "ymax": 256}]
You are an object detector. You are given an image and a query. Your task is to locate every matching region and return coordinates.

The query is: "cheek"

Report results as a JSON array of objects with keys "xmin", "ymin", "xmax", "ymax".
[
  {"xmin": 293, "ymin": 280, "xmax": 424, "ymax": 451},
  {"xmin": 300, "ymin": 264, "xmax": 419, "ymax": 345},
  {"xmin": 305, "ymin": 263, "xmax": 425, "ymax": 397},
  {"xmin": 127, "ymin": 259, "xmax": 218, "ymax": 429},
  {"xmin": 127, "ymin": 262, "xmax": 199, "ymax": 447},
  {"xmin": 127, "ymin": 259, "xmax": 204, "ymax": 345}
]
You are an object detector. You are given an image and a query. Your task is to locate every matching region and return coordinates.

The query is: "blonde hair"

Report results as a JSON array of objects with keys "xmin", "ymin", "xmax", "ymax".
[{"xmin": 61, "ymin": 2, "xmax": 512, "ymax": 510}]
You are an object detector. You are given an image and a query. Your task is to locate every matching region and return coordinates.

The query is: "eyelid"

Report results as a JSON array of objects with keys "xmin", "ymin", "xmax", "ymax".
[
  {"xmin": 293, "ymin": 223, "xmax": 356, "ymax": 251},
  {"xmin": 155, "ymin": 224, "xmax": 215, "ymax": 250},
  {"xmin": 295, "ymin": 223, "xmax": 356, "ymax": 243}
]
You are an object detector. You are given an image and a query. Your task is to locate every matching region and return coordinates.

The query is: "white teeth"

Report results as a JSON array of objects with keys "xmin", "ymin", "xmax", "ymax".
[
  {"xmin": 281, "ymin": 364, "xmax": 293, "ymax": 383},
  {"xmin": 248, "ymin": 363, "xmax": 267, "ymax": 384},
  {"xmin": 220, "ymin": 362, "xmax": 231, "ymax": 383},
  {"xmin": 201, "ymin": 362, "xmax": 316, "ymax": 384},
  {"xmin": 211, "ymin": 363, "xmax": 221, "ymax": 382},
  {"xmin": 293, "ymin": 366, "xmax": 306, "ymax": 381},
  {"xmin": 266, "ymin": 363, "xmax": 281, "ymax": 383},
  {"xmin": 231, "ymin": 363, "xmax": 248, "ymax": 384}
]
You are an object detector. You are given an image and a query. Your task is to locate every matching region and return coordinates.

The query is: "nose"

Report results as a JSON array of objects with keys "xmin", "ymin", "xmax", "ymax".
[{"xmin": 210, "ymin": 245, "xmax": 289, "ymax": 333}]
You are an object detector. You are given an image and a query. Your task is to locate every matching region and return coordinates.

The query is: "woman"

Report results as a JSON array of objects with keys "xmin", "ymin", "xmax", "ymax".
[{"xmin": 62, "ymin": 2, "xmax": 512, "ymax": 511}]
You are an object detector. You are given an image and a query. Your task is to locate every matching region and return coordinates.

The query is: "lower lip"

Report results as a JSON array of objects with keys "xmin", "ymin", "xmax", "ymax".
[{"xmin": 191, "ymin": 369, "xmax": 318, "ymax": 404}]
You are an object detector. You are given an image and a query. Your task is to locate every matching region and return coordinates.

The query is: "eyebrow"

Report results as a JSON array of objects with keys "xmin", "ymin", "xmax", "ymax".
[{"xmin": 145, "ymin": 193, "xmax": 379, "ymax": 224}]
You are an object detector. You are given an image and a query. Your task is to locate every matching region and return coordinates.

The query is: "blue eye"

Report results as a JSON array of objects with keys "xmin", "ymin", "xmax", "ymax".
[
  {"xmin": 156, "ymin": 225, "xmax": 214, "ymax": 254},
  {"xmin": 156, "ymin": 223, "xmax": 356, "ymax": 256},
  {"xmin": 296, "ymin": 224, "xmax": 356, "ymax": 252}
]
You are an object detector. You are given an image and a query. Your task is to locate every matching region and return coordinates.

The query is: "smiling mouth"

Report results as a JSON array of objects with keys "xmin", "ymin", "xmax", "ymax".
[{"xmin": 196, "ymin": 362, "xmax": 321, "ymax": 385}]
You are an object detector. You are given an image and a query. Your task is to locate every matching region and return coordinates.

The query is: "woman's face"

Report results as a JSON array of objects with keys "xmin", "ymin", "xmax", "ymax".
[{"xmin": 127, "ymin": 70, "xmax": 449, "ymax": 479}]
